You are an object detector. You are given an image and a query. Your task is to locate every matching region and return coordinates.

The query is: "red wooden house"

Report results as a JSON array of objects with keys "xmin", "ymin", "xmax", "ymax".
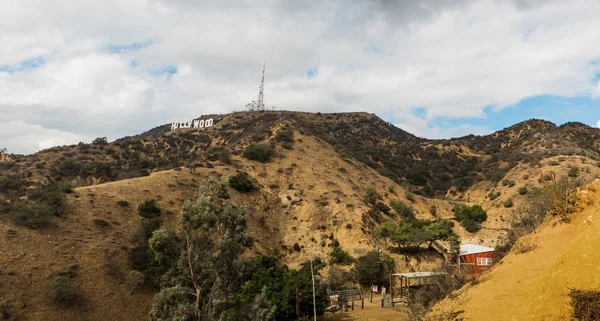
[{"xmin": 448, "ymin": 244, "xmax": 495, "ymax": 275}]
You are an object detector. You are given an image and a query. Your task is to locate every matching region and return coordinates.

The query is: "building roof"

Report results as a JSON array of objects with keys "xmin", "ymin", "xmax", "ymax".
[
  {"xmin": 459, "ymin": 244, "xmax": 495, "ymax": 256},
  {"xmin": 391, "ymin": 271, "xmax": 445, "ymax": 278}
]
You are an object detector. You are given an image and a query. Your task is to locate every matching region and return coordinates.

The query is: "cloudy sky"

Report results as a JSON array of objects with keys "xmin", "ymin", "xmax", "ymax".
[{"xmin": 2, "ymin": 0, "xmax": 600, "ymax": 154}]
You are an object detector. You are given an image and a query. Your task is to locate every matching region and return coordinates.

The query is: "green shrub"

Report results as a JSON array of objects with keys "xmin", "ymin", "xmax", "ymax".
[
  {"xmin": 46, "ymin": 276, "xmax": 76, "ymax": 305},
  {"xmin": 430, "ymin": 205, "xmax": 437, "ymax": 216},
  {"xmin": 568, "ymin": 167, "xmax": 580, "ymax": 177},
  {"xmin": 128, "ymin": 245, "xmax": 150, "ymax": 271},
  {"xmin": 205, "ymin": 147, "xmax": 232, "ymax": 164},
  {"xmin": 117, "ymin": 200, "xmax": 130, "ymax": 207},
  {"xmin": 28, "ymin": 182, "xmax": 72, "ymax": 216},
  {"xmin": 281, "ymin": 141, "xmax": 293, "ymax": 150},
  {"xmin": 229, "ymin": 172, "xmax": 255, "ymax": 193},
  {"xmin": 243, "ymin": 144, "xmax": 274, "ymax": 162},
  {"xmin": 502, "ymin": 179, "xmax": 516, "ymax": 187},
  {"xmin": 363, "ymin": 186, "xmax": 379, "ymax": 206},
  {"xmin": 405, "ymin": 191, "xmax": 416, "ymax": 202},
  {"xmin": 0, "ymin": 174, "xmax": 28, "ymax": 199},
  {"xmin": 548, "ymin": 160, "xmax": 560, "ymax": 166},
  {"xmin": 503, "ymin": 199, "xmax": 514, "ymax": 208},
  {"xmin": 275, "ymin": 129, "xmax": 294, "ymax": 143},
  {"xmin": 453, "ymin": 203, "xmax": 487, "ymax": 233},
  {"xmin": 9, "ymin": 200, "xmax": 52, "ymax": 228},
  {"xmin": 136, "ymin": 217, "xmax": 162, "ymax": 242},
  {"xmin": 93, "ymin": 219, "xmax": 110, "ymax": 228},
  {"xmin": 461, "ymin": 218, "xmax": 481, "ymax": 233},
  {"xmin": 390, "ymin": 199, "xmax": 414, "ymax": 219},
  {"xmin": 488, "ymin": 191, "xmax": 501, "ymax": 200},
  {"xmin": 138, "ymin": 199, "xmax": 160, "ymax": 218},
  {"xmin": 453, "ymin": 203, "xmax": 487, "ymax": 223},
  {"xmin": 329, "ymin": 246, "xmax": 353, "ymax": 265},
  {"xmin": 92, "ymin": 137, "xmax": 108, "ymax": 145},
  {"xmin": 518, "ymin": 187, "xmax": 528, "ymax": 195}
]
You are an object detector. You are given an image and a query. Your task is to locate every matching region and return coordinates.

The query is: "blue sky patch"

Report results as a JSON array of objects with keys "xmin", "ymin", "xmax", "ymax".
[
  {"xmin": 151, "ymin": 65, "xmax": 178, "ymax": 79},
  {"xmin": 108, "ymin": 39, "xmax": 156, "ymax": 54},
  {"xmin": 306, "ymin": 67, "xmax": 318, "ymax": 78},
  {"xmin": 0, "ymin": 55, "xmax": 46, "ymax": 73}
]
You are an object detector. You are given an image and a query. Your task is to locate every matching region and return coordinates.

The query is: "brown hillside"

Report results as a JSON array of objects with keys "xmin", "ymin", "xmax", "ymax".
[
  {"xmin": 0, "ymin": 130, "xmax": 448, "ymax": 321},
  {"xmin": 432, "ymin": 179, "xmax": 600, "ymax": 321}
]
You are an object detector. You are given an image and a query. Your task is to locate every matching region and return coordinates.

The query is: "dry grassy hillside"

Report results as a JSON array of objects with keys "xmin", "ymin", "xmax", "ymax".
[
  {"xmin": 0, "ymin": 131, "xmax": 448, "ymax": 321},
  {"xmin": 431, "ymin": 179, "xmax": 600, "ymax": 321}
]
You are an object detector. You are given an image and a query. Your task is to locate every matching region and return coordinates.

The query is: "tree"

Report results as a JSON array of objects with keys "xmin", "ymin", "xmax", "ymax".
[
  {"xmin": 92, "ymin": 137, "xmax": 108, "ymax": 145},
  {"xmin": 354, "ymin": 251, "xmax": 395, "ymax": 289},
  {"xmin": 376, "ymin": 219, "xmax": 458, "ymax": 249},
  {"xmin": 149, "ymin": 177, "xmax": 253, "ymax": 321}
]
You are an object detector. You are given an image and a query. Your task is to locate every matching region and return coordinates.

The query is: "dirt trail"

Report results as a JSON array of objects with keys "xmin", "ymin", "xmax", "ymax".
[{"xmin": 433, "ymin": 180, "xmax": 600, "ymax": 320}]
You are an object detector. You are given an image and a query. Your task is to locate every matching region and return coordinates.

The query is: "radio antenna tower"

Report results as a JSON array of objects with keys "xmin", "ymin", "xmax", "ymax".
[{"xmin": 246, "ymin": 64, "xmax": 266, "ymax": 111}]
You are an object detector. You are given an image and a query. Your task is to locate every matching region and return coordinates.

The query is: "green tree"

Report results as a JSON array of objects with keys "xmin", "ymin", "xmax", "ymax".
[
  {"xmin": 138, "ymin": 199, "xmax": 161, "ymax": 218},
  {"xmin": 150, "ymin": 177, "xmax": 253, "ymax": 321},
  {"xmin": 389, "ymin": 199, "xmax": 414, "ymax": 220},
  {"xmin": 354, "ymin": 251, "xmax": 395, "ymax": 288}
]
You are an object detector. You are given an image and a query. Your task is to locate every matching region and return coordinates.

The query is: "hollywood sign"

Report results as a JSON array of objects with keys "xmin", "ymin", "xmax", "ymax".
[{"xmin": 171, "ymin": 118, "xmax": 214, "ymax": 130}]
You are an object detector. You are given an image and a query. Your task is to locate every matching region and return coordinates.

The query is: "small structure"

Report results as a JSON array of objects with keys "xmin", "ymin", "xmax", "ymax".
[
  {"xmin": 327, "ymin": 289, "xmax": 364, "ymax": 311},
  {"xmin": 449, "ymin": 244, "xmax": 495, "ymax": 275},
  {"xmin": 389, "ymin": 272, "xmax": 446, "ymax": 306}
]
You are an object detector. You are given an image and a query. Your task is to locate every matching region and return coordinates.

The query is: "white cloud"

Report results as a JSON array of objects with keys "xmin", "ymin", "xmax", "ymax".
[
  {"xmin": 1, "ymin": 0, "xmax": 600, "ymax": 153},
  {"xmin": 394, "ymin": 114, "xmax": 493, "ymax": 140},
  {"xmin": 597, "ymin": 120, "xmax": 600, "ymax": 129}
]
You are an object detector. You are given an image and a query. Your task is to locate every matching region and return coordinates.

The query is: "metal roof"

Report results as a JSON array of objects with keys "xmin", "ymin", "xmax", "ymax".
[
  {"xmin": 459, "ymin": 244, "xmax": 495, "ymax": 256},
  {"xmin": 391, "ymin": 271, "xmax": 445, "ymax": 278}
]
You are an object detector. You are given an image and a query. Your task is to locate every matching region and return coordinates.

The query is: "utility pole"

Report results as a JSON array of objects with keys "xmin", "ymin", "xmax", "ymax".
[{"xmin": 311, "ymin": 260, "xmax": 317, "ymax": 321}]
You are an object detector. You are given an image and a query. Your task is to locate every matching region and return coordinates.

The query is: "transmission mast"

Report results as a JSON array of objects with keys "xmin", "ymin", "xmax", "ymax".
[{"xmin": 246, "ymin": 64, "xmax": 266, "ymax": 111}]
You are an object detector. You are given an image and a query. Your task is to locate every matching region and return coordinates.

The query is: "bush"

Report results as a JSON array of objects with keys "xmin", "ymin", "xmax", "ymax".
[
  {"xmin": 329, "ymin": 246, "xmax": 353, "ymax": 265},
  {"xmin": 518, "ymin": 187, "xmax": 528, "ymax": 195},
  {"xmin": 205, "ymin": 146, "xmax": 232, "ymax": 164},
  {"xmin": 138, "ymin": 199, "xmax": 160, "ymax": 218},
  {"xmin": 243, "ymin": 144, "xmax": 274, "ymax": 162},
  {"xmin": 363, "ymin": 186, "xmax": 379, "ymax": 206},
  {"xmin": 128, "ymin": 245, "xmax": 150, "ymax": 271},
  {"xmin": 9, "ymin": 200, "xmax": 52, "ymax": 228},
  {"xmin": 92, "ymin": 137, "xmax": 108, "ymax": 145},
  {"xmin": 390, "ymin": 199, "xmax": 414, "ymax": 220},
  {"xmin": 46, "ymin": 276, "xmax": 76, "ymax": 305},
  {"xmin": 503, "ymin": 199, "xmax": 514, "ymax": 208},
  {"xmin": 568, "ymin": 167, "xmax": 580, "ymax": 177},
  {"xmin": 429, "ymin": 205, "xmax": 437, "ymax": 216},
  {"xmin": 93, "ymin": 219, "xmax": 110, "ymax": 228},
  {"xmin": 488, "ymin": 191, "xmax": 501, "ymax": 200},
  {"xmin": 136, "ymin": 217, "xmax": 162, "ymax": 242},
  {"xmin": 548, "ymin": 160, "xmax": 560, "ymax": 166},
  {"xmin": 28, "ymin": 182, "xmax": 72, "ymax": 217},
  {"xmin": 502, "ymin": 179, "xmax": 516, "ymax": 187},
  {"xmin": 117, "ymin": 200, "xmax": 130, "ymax": 207},
  {"xmin": 461, "ymin": 218, "xmax": 480, "ymax": 233},
  {"xmin": 570, "ymin": 289, "xmax": 600, "ymax": 321},
  {"xmin": 454, "ymin": 203, "xmax": 487, "ymax": 233},
  {"xmin": 275, "ymin": 129, "xmax": 294, "ymax": 143},
  {"xmin": 354, "ymin": 251, "xmax": 395, "ymax": 287},
  {"xmin": 229, "ymin": 172, "xmax": 255, "ymax": 193},
  {"xmin": 405, "ymin": 191, "xmax": 416, "ymax": 202},
  {"xmin": 454, "ymin": 203, "xmax": 487, "ymax": 223}
]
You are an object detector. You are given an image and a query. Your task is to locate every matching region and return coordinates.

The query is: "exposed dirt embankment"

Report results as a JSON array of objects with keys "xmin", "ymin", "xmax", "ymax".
[{"xmin": 433, "ymin": 180, "xmax": 600, "ymax": 320}]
